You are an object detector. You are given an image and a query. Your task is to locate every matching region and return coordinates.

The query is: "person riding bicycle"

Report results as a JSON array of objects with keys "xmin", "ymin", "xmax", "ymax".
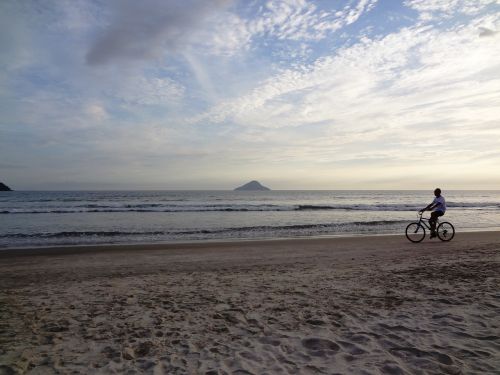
[{"xmin": 419, "ymin": 188, "xmax": 446, "ymax": 238}]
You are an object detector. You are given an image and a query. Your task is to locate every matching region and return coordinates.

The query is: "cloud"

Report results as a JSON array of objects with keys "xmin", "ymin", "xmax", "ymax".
[
  {"xmin": 86, "ymin": 0, "xmax": 231, "ymax": 65},
  {"xmin": 343, "ymin": 0, "xmax": 379, "ymax": 25},
  {"xmin": 188, "ymin": 9, "xmax": 500, "ymax": 172},
  {"xmin": 404, "ymin": 0, "xmax": 499, "ymax": 20},
  {"xmin": 195, "ymin": 11, "xmax": 252, "ymax": 57},
  {"xmin": 247, "ymin": 0, "xmax": 378, "ymax": 41},
  {"xmin": 85, "ymin": 103, "xmax": 107, "ymax": 121},
  {"xmin": 85, "ymin": 0, "xmax": 379, "ymax": 65},
  {"xmin": 106, "ymin": 75, "xmax": 185, "ymax": 105},
  {"xmin": 479, "ymin": 26, "xmax": 498, "ymax": 36},
  {"xmin": 203, "ymin": 11, "xmax": 500, "ymax": 125},
  {"xmin": 2, "ymin": 0, "xmax": 499, "ymax": 189}
]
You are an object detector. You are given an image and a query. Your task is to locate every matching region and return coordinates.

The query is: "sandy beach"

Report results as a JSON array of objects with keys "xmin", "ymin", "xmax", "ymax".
[{"xmin": 1, "ymin": 232, "xmax": 499, "ymax": 374}]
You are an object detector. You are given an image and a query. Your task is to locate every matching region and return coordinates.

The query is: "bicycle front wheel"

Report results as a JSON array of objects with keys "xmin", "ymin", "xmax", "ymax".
[
  {"xmin": 437, "ymin": 222, "xmax": 455, "ymax": 241},
  {"xmin": 405, "ymin": 222, "xmax": 426, "ymax": 243}
]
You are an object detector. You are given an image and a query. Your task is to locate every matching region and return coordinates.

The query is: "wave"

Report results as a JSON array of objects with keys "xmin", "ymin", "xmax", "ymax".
[
  {"xmin": 297, "ymin": 202, "xmax": 500, "ymax": 211},
  {"xmin": 0, "ymin": 208, "xmax": 273, "ymax": 214},
  {"xmin": 1, "ymin": 201, "xmax": 498, "ymax": 215},
  {"xmin": 0, "ymin": 231, "xmax": 165, "ymax": 239},
  {"xmin": 0, "ymin": 220, "xmax": 408, "ymax": 239},
  {"xmin": 446, "ymin": 202, "xmax": 500, "ymax": 208},
  {"xmin": 176, "ymin": 220, "xmax": 407, "ymax": 235},
  {"xmin": 0, "ymin": 204, "xmax": 288, "ymax": 214}
]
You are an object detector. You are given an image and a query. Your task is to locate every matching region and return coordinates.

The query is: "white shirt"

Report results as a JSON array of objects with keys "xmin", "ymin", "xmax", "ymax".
[{"xmin": 432, "ymin": 196, "xmax": 446, "ymax": 212}]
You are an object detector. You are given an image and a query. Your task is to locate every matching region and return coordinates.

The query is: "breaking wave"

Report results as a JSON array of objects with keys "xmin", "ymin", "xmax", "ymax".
[
  {"xmin": 1, "ymin": 201, "xmax": 498, "ymax": 214},
  {"xmin": 0, "ymin": 220, "xmax": 408, "ymax": 240}
]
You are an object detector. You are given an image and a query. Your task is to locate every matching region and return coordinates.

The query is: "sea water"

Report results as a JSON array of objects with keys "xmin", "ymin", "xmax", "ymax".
[{"xmin": 1, "ymin": 190, "xmax": 499, "ymax": 248}]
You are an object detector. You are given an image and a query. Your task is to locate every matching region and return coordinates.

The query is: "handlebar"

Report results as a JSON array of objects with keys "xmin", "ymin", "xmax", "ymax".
[{"xmin": 416, "ymin": 211, "xmax": 437, "ymax": 221}]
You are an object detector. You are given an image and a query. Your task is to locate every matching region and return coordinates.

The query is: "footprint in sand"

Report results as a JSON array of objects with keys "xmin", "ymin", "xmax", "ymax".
[
  {"xmin": 301, "ymin": 338, "xmax": 340, "ymax": 352},
  {"xmin": 258, "ymin": 336, "xmax": 281, "ymax": 346},
  {"xmin": 306, "ymin": 318, "xmax": 326, "ymax": 326},
  {"xmin": 338, "ymin": 340, "xmax": 366, "ymax": 355},
  {"xmin": 380, "ymin": 362, "xmax": 405, "ymax": 375},
  {"xmin": 390, "ymin": 347, "xmax": 454, "ymax": 366}
]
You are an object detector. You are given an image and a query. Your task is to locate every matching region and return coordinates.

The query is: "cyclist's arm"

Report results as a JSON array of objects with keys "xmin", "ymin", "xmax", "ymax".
[
  {"xmin": 421, "ymin": 201, "xmax": 443, "ymax": 212},
  {"xmin": 420, "ymin": 203, "xmax": 436, "ymax": 212}
]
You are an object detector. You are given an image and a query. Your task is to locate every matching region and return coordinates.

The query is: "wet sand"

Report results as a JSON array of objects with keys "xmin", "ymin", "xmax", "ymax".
[{"xmin": 1, "ymin": 232, "xmax": 499, "ymax": 374}]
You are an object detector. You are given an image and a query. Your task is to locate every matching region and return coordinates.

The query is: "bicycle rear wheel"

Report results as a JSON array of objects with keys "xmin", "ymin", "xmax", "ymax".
[
  {"xmin": 405, "ymin": 222, "xmax": 426, "ymax": 243},
  {"xmin": 437, "ymin": 222, "xmax": 455, "ymax": 241}
]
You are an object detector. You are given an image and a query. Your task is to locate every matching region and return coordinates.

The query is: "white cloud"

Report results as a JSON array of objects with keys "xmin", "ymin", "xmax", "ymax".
[
  {"xmin": 404, "ymin": 0, "xmax": 499, "ymax": 20},
  {"xmin": 191, "ymin": 11, "xmax": 500, "ymax": 170},
  {"xmin": 187, "ymin": 0, "xmax": 379, "ymax": 58},
  {"xmin": 195, "ymin": 11, "xmax": 252, "ymax": 56},
  {"xmin": 247, "ymin": 0, "xmax": 378, "ymax": 41},
  {"xmin": 85, "ymin": 103, "xmax": 108, "ymax": 121},
  {"xmin": 344, "ymin": 0, "xmax": 379, "ymax": 24}
]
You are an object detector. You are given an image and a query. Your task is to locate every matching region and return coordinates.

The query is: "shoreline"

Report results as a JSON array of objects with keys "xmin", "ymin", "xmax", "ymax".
[
  {"xmin": 0, "ymin": 232, "xmax": 402, "ymax": 254},
  {"xmin": 1, "ymin": 229, "xmax": 499, "ymax": 256}
]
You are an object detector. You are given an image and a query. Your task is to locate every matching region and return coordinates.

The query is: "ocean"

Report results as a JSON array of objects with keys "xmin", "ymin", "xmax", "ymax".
[{"xmin": 1, "ymin": 190, "xmax": 499, "ymax": 248}]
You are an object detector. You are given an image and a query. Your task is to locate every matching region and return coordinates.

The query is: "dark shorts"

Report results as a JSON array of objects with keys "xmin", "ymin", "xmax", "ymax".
[{"xmin": 430, "ymin": 211, "xmax": 444, "ymax": 221}]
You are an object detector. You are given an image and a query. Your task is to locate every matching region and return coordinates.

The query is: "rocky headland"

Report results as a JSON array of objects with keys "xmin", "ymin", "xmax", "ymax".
[{"xmin": 0, "ymin": 182, "xmax": 12, "ymax": 191}]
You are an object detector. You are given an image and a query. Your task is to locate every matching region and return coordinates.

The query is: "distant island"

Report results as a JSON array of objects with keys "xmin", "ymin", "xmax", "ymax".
[
  {"xmin": 0, "ymin": 182, "xmax": 12, "ymax": 191},
  {"xmin": 234, "ymin": 180, "xmax": 270, "ymax": 191}
]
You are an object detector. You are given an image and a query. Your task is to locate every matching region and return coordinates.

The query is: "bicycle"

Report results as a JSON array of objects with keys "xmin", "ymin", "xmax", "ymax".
[{"xmin": 405, "ymin": 212, "xmax": 455, "ymax": 243}]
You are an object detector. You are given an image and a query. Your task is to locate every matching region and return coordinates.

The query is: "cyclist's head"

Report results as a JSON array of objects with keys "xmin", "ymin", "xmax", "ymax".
[{"xmin": 434, "ymin": 188, "xmax": 441, "ymax": 196}]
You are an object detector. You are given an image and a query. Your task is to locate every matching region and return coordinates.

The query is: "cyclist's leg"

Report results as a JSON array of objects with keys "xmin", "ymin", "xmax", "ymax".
[
  {"xmin": 430, "ymin": 211, "xmax": 444, "ymax": 234},
  {"xmin": 429, "ymin": 212, "xmax": 438, "ymax": 234}
]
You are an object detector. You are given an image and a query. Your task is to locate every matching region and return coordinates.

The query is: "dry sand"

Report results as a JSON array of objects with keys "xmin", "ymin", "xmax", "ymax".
[{"xmin": 0, "ymin": 232, "xmax": 499, "ymax": 374}]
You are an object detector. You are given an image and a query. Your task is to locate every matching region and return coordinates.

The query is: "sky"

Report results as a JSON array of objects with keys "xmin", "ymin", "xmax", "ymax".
[{"xmin": 0, "ymin": 0, "xmax": 499, "ymax": 190}]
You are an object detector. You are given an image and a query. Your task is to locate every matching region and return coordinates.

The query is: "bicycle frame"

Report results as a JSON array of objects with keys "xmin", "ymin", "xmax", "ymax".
[{"xmin": 415, "ymin": 213, "xmax": 439, "ymax": 230}]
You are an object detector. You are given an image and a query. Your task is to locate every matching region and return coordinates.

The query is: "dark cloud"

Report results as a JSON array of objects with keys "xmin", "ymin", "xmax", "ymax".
[
  {"xmin": 479, "ymin": 27, "xmax": 497, "ymax": 37},
  {"xmin": 86, "ymin": 0, "xmax": 230, "ymax": 65}
]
